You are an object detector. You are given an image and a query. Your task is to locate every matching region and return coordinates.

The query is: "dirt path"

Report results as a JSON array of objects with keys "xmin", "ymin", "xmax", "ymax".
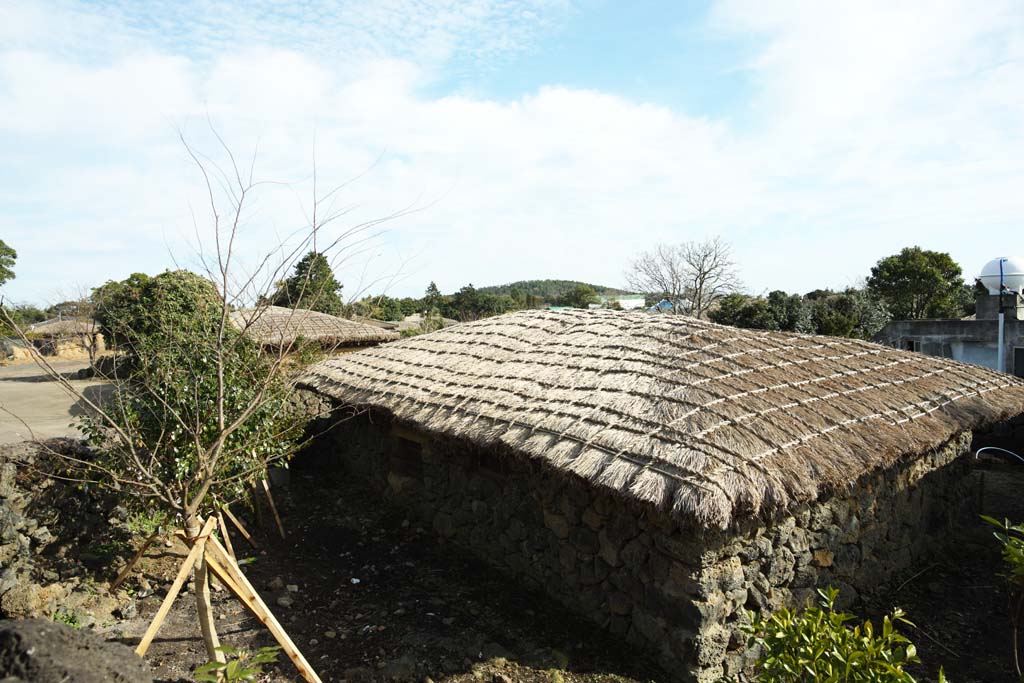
[{"xmin": 0, "ymin": 359, "xmax": 103, "ymax": 444}]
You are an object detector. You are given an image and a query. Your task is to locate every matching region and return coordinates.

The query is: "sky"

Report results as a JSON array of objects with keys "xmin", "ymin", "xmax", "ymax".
[{"xmin": 1, "ymin": 0, "xmax": 1023, "ymax": 305}]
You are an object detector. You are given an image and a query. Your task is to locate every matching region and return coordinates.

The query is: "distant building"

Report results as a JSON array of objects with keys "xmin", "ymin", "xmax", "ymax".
[
  {"xmin": 875, "ymin": 291, "xmax": 1024, "ymax": 377},
  {"xmin": 648, "ymin": 298, "xmax": 675, "ymax": 313}
]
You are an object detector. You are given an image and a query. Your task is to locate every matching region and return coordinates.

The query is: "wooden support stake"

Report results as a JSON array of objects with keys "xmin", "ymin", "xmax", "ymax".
[
  {"xmin": 203, "ymin": 553, "xmax": 248, "ymax": 608},
  {"xmin": 135, "ymin": 517, "xmax": 216, "ymax": 657},
  {"xmin": 217, "ymin": 509, "xmax": 236, "ymax": 561},
  {"xmin": 204, "ymin": 536, "xmax": 321, "ymax": 683},
  {"xmin": 222, "ymin": 504, "xmax": 258, "ymax": 549},
  {"xmin": 261, "ymin": 478, "xmax": 286, "ymax": 539},
  {"xmin": 111, "ymin": 529, "xmax": 160, "ymax": 592}
]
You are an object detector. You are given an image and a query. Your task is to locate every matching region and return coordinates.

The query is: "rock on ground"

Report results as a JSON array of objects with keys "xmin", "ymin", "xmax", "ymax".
[{"xmin": 0, "ymin": 618, "xmax": 152, "ymax": 683}]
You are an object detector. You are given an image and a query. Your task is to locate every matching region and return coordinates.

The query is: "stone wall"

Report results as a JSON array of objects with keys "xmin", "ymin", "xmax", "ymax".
[{"xmin": 304, "ymin": 409, "xmax": 978, "ymax": 682}]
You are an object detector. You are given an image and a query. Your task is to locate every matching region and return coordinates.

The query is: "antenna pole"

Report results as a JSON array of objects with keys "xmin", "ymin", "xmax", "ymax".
[{"xmin": 998, "ymin": 258, "xmax": 1006, "ymax": 373}]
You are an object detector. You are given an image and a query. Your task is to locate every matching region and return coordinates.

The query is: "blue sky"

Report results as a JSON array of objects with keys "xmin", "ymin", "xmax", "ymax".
[{"xmin": 2, "ymin": 0, "xmax": 1023, "ymax": 305}]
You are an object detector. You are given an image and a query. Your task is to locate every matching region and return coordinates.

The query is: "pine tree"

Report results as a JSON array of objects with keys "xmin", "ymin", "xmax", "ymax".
[
  {"xmin": 271, "ymin": 252, "xmax": 344, "ymax": 316},
  {"xmin": 0, "ymin": 239, "xmax": 16, "ymax": 286}
]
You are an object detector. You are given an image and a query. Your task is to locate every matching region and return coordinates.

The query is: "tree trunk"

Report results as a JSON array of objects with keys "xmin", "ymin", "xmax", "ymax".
[{"xmin": 186, "ymin": 517, "xmax": 224, "ymax": 665}]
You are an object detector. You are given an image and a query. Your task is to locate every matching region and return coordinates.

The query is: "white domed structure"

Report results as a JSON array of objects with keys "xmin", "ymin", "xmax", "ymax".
[{"xmin": 979, "ymin": 257, "xmax": 1024, "ymax": 295}]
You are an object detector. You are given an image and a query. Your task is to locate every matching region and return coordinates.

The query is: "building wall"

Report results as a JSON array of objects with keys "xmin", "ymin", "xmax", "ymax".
[
  {"xmin": 302, "ymin": 408, "xmax": 978, "ymax": 681},
  {"xmin": 875, "ymin": 318, "xmax": 1024, "ymax": 375}
]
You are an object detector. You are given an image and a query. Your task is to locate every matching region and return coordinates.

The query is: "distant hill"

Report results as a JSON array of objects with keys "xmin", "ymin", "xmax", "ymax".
[{"xmin": 478, "ymin": 280, "xmax": 636, "ymax": 300}]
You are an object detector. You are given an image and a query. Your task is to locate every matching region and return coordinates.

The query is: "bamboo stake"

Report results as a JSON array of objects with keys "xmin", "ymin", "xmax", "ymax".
[
  {"xmin": 222, "ymin": 504, "xmax": 258, "ymax": 549},
  {"xmin": 217, "ymin": 509, "xmax": 236, "ymax": 561},
  {"xmin": 204, "ymin": 536, "xmax": 321, "ymax": 683},
  {"xmin": 261, "ymin": 478, "xmax": 286, "ymax": 539},
  {"xmin": 111, "ymin": 529, "xmax": 160, "ymax": 592},
  {"xmin": 135, "ymin": 517, "xmax": 216, "ymax": 657}
]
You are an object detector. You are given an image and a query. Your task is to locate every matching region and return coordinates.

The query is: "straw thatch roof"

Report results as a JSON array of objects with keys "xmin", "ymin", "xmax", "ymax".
[
  {"xmin": 300, "ymin": 309, "xmax": 1024, "ymax": 529},
  {"xmin": 231, "ymin": 306, "xmax": 399, "ymax": 349},
  {"xmin": 28, "ymin": 319, "xmax": 98, "ymax": 336}
]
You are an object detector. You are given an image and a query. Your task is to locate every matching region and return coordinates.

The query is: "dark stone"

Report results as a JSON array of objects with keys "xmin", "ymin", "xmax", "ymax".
[{"xmin": 0, "ymin": 618, "xmax": 152, "ymax": 683}]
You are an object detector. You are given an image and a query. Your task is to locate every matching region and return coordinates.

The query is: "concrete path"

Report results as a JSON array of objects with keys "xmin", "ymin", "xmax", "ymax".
[{"xmin": 0, "ymin": 359, "xmax": 105, "ymax": 444}]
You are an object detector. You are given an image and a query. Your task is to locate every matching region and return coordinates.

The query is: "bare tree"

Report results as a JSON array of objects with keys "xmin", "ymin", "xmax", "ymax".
[
  {"xmin": 0, "ymin": 128, "xmax": 418, "ymax": 675},
  {"xmin": 626, "ymin": 236, "xmax": 740, "ymax": 318}
]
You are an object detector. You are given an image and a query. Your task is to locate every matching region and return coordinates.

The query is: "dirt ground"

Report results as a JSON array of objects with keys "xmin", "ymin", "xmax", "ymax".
[
  {"xmin": 108, "ymin": 466, "xmax": 661, "ymax": 683},
  {"xmin": 93, "ymin": 455, "xmax": 1024, "ymax": 683},
  {"xmin": 863, "ymin": 462, "xmax": 1024, "ymax": 683},
  {"xmin": 0, "ymin": 359, "xmax": 102, "ymax": 444}
]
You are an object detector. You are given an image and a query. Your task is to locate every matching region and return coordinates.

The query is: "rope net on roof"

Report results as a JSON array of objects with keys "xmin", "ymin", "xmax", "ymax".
[
  {"xmin": 231, "ymin": 306, "xmax": 399, "ymax": 349},
  {"xmin": 300, "ymin": 309, "xmax": 1024, "ymax": 529}
]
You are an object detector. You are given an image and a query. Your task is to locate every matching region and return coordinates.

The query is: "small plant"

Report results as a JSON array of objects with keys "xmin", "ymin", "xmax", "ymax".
[
  {"xmin": 52, "ymin": 609, "xmax": 82, "ymax": 629},
  {"xmin": 127, "ymin": 508, "xmax": 168, "ymax": 536},
  {"xmin": 982, "ymin": 515, "xmax": 1024, "ymax": 676},
  {"xmin": 194, "ymin": 645, "xmax": 281, "ymax": 682},
  {"xmin": 740, "ymin": 586, "xmax": 946, "ymax": 682}
]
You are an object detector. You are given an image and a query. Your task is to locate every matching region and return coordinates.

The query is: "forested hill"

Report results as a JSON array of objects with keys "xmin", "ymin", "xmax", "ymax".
[{"xmin": 478, "ymin": 280, "xmax": 635, "ymax": 299}]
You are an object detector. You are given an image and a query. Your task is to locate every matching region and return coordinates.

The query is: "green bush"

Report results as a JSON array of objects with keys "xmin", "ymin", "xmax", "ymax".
[
  {"xmin": 981, "ymin": 515, "xmax": 1024, "ymax": 677},
  {"xmin": 194, "ymin": 645, "xmax": 281, "ymax": 682},
  {"xmin": 81, "ymin": 269, "xmax": 306, "ymax": 521},
  {"xmin": 739, "ymin": 587, "xmax": 946, "ymax": 683}
]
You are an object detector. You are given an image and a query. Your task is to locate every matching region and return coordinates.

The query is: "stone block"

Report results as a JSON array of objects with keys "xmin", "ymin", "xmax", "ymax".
[
  {"xmin": 597, "ymin": 529, "xmax": 621, "ymax": 567},
  {"xmin": 543, "ymin": 510, "xmax": 570, "ymax": 539}
]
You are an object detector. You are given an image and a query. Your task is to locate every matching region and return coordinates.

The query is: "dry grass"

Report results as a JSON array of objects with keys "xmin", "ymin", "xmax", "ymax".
[
  {"xmin": 231, "ymin": 306, "xmax": 399, "ymax": 350},
  {"xmin": 300, "ymin": 309, "xmax": 1024, "ymax": 529}
]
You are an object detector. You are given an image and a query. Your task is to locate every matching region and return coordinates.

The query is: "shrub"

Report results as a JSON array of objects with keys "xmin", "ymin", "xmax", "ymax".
[
  {"xmin": 981, "ymin": 515, "xmax": 1024, "ymax": 676},
  {"xmin": 740, "ymin": 586, "xmax": 946, "ymax": 683},
  {"xmin": 194, "ymin": 645, "xmax": 281, "ymax": 682}
]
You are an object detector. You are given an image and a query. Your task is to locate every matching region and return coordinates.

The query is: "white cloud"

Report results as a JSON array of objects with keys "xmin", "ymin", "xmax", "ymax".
[{"xmin": 2, "ymin": 0, "xmax": 1023, "ymax": 305}]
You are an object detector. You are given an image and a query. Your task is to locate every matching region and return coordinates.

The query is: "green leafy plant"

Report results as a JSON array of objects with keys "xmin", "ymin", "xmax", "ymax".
[
  {"xmin": 740, "ymin": 586, "xmax": 946, "ymax": 682},
  {"xmin": 194, "ymin": 645, "xmax": 281, "ymax": 682},
  {"xmin": 52, "ymin": 609, "xmax": 82, "ymax": 629},
  {"xmin": 982, "ymin": 515, "xmax": 1024, "ymax": 677},
  {"xmin": 127, "ymin": 508, "xmax": 168, "ymax": 536}
]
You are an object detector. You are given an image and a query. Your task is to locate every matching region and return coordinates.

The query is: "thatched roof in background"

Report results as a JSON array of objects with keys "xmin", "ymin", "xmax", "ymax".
[
  {"xmin": 231, "ymin": 306, "xmax": 399, "ymax": 349},
  {"xmin": 28, "ymin": 319, "xmax": 98, "ymax": 336},
  {"xmin": 301, "ymin": 309, "xmax": 1024, "ymax": 529}
]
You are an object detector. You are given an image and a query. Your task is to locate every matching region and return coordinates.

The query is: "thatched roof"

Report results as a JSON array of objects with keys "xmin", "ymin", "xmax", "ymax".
[
  {"xmin": 231, "ymin": 306, "xmax": 399, "ymax": 349},
  {"xmin": 300, "ymin": 309, "xmax": 1024, "ymax": 529},
  {"xmin": 28, "ymin": 319, "xmax": 98, "ymax": 336}
]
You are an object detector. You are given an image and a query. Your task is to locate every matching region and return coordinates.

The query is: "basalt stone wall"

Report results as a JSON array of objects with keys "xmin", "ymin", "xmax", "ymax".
[{"xmin": 305, "ymin": 408, "xmax": 979, "ymax": 682}]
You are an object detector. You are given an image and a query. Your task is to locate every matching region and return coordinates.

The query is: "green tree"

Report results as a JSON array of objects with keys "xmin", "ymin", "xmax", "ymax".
[
  {"xmin": 867, "ymin": 247, "xmax": 965, "ymax": 320},
  {"xmin": 0, "ymin": 240, "xmax": 15, "ymax": 286},
  {"xmin": 424, "ymin": 281, "xmax": 442, "ymax": 312},
  {"xmin": 368, "ymin": 295, "xmax": 403, "ymax": 321},
  {"xmin": 812, "ymin": 296, "xmax": 858, "ymax": 337},
  {"xmin": 270, "ymin": 251, "xmax": 344, "ymax": 315},
  {"xmin": 765, "ymin": 290, "xmax": 813, "ymax": 332},
  {"xmin": 562, "ymin": 284, "xmax": 598, "ymax": 309},
  {"xmin": 709, "ymin": 293, "xmax": 752, "ymax": 327}
]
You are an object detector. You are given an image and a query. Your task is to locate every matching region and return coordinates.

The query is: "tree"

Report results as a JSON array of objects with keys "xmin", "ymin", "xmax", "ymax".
[
  {"xmin": 0, "ymin": 240, "xmax": 15, "ymax": 286},
  {"xmin": 867, "ymin": 247, "xmax": 965, "ymax": 320},
  {"xmin": 561, "ymin": 284, "xmax": 598, "ymax": 309},
  {"xmin": 92, "ymin": 273, "xmax": 153, "ymax": 348},
  {"xmin": 424, "ymin": 281, "xmax": 442, "ymax": 312},
  {"xmin": 626, "ymin": 237, "xmax": 740, "ymax": 318},
  {"xmin": 270, "ymin": 251, "xmax": 344, "ymax": 316},
  {"xmin": 1, "ymin": 131, "xmax": 414, "ymax": 674}
]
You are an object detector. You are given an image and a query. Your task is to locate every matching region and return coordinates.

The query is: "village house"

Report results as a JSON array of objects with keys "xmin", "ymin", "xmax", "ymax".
[
  {"xmin": 230, "ymin": 305, "xmax": 399, "ymax": 353},
  {"xmin": 298, "ymin": 309, "xmax": 1024, "ymax": 681}
]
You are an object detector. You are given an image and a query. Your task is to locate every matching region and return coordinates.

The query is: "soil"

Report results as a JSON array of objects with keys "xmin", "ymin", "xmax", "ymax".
[
  {"xmin": 863, "ymin": 461, "xmax": 1024, "ymax": 683},
  {"xmin": 108, "ymin": 465, "xmax": 663, "ymax": 683}
]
